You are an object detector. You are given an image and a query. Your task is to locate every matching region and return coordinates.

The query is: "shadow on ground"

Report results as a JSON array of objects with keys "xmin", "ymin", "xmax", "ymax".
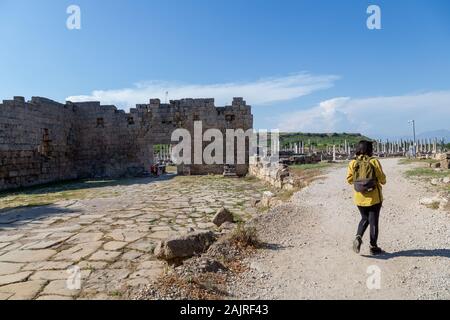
[
  {"xmin": 0, "ymin": 174, "xmax": 177, "ymax": 213},
  {"xmin": 363, "ymin": 249, "xmax": 450, "ymax": 260},
  {"xmin": 1, "ymin": 174, "xmax": 177, "ymax": 197},
  {"xmin": 0, "ymin": 204, "xmax": 81, "ymax": 228},
  {"xmin": 259, "ymin": 242, "xmax": 291, "ymax": 250}
]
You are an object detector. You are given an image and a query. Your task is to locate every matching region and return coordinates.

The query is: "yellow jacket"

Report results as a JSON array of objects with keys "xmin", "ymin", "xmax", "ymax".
[{"xmin": 346, "ymin": 157, "xmax": 386, "ymax": 207}]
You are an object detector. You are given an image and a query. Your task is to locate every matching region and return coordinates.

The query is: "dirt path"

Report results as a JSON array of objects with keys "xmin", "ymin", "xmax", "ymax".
[{"xmin": 229, "ymin": 158, "xmax": 450, "ymax": 300}]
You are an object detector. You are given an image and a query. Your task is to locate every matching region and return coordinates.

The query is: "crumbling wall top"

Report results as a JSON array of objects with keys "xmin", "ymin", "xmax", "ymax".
[
  {"xmin": 30, "ymin": 97, "xmax": 64, "ymax": 106},
  {"xmin": 232, "ymin": 97, "xmax": 246, "ymax": 106}
]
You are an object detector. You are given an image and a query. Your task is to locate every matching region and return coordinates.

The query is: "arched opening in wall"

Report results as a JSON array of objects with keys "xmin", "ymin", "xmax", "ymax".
[{"xmin": 152, "ymin": 144, "xmax": 176, "ymax": 175}]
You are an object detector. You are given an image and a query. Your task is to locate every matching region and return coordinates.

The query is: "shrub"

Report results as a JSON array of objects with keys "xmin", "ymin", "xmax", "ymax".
[{"xmin": 230, "ymin": 224, "xmax": 260, "ymax": 248}]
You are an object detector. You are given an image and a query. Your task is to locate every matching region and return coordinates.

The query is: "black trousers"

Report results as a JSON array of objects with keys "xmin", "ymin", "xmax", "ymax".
[{"xmin": 356, "ymin": 203, "xmax": 382, "ymax": 247}]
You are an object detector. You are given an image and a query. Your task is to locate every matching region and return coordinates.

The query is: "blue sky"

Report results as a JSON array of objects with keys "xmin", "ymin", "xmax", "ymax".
[{"xmin": 1, "ymin": 0, "xmax": 449, "ymax": 138}]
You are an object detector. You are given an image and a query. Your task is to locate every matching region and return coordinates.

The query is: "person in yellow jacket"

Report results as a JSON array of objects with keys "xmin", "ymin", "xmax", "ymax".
[{"xmin": 347, "ymin": 140, "xmax": 386, "ymax": 255}]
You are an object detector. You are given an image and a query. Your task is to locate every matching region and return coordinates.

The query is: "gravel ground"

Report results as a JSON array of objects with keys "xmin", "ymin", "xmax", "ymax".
[{"xmin": 228, "ymin": 158, "xmax": 450, "ymax": 300}]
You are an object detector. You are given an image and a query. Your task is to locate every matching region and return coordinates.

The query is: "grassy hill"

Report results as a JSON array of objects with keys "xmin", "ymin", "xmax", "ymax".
[{"xmin": 279, "ymin": 132, "xmax": 373, "ymax": 150}]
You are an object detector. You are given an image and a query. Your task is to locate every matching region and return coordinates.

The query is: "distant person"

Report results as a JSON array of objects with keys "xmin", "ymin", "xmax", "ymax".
[{"xmin": 346, "ymin": 140, "xmax": 386, "ymax": 255}]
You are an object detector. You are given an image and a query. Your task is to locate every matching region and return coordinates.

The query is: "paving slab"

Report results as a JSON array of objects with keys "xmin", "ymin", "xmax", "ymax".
[
  {"xmin": 0, "ymin": 271, "xmax": 32, "ymax": 286},
  {"xmin": 103, "ymin": 241, "xmax": 128, "ymax": 251},
  {"xmin": 52, "ymin": 242, "xmax": 103, "ymax": 261},
  {"xmin": 0, "ymin": 280, "xmax": 47, "ymax": 300},
  {"xmin": 88, "ymin": 250, "xmax": 121, "ymax": 262},
  {"xmin": 41, "ymin": 280, "xmax": 81, "ymax": 297},
  {"xmin": 0, "ymin": 249, "xmax": 57, "ymax": 263},
  {"xmin": 30, "ymin": 269, "xmax": 91, "ymax": 281},
  {"xmin": 22, "ymin": 261, "xmax": 73, "ymax": 271},
  {"xmin": 0, "ymin": 262, "xmax": 25, "ymax": 276},
  {"xmin": 36, "ymin": 295, "xmax": 73, "ymax": 300}
]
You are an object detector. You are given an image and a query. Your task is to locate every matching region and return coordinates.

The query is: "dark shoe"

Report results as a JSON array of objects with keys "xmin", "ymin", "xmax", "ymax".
[
  {"xmin": 370, "ymin": 246, "xmax": 384, "ymax": 256},
  {"xmin": 353, "ymin": 236, "xmax": 362, "ymax": 254}
]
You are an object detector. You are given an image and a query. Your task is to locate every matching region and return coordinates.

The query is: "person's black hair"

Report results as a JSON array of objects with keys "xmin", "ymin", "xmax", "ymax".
[{"xmin": 355, "ymin": 140, "xmax": 373, "ymax": 157}]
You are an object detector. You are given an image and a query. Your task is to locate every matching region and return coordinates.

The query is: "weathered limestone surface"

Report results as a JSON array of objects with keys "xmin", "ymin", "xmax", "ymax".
[
  {"xmin": 154, "ymin": 230, "xmax": 217, "ymax": 261},
  {"xmin": 0, "ymin": 97, "xmax": 253, "ymax": 190},
  {"xmin": 212, "ymin": 207, "xmax": 234, "ymax": 227},
  {"xmin": 249, "ymin": 156, "xmax": 296, "ymax": 190},
  {"xmin": 0, "ymin": 271, "xmax": 32, "ymax": 286},
  {"xmin": 0, "ymin": 280, "xmax": 47, "ymax": 300},
  {"xmin": 441, "ymin": 153, "xmax": 450, "ymax": 170},
  {"xmin": 0, "ymin": 249, "xmax": 57, "ymax": 263}
]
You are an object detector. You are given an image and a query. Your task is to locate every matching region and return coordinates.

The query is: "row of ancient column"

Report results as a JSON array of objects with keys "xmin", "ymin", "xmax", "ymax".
[
  {"xmin": 374, "ymin": 138, "xmax": 442, "ymax": 156},
  {"xmin": 155, "ymin": 144, "xmax": 173, "ymax": 162},
  {"xmin": 281, "ymin": 138, "xmax": 445, "ymax": 157},
  {"xmin": 282, "ymin": 140, "xmax": 353, "ymax": 156}
]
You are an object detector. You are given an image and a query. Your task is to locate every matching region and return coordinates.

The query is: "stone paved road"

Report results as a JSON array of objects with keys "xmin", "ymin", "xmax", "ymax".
[{"xmin": 0, "ymin": 174, "xmax": 268, "ymax": 300}]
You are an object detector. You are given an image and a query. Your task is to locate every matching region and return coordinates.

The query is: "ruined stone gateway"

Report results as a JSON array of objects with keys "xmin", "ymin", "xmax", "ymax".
[{"xmin": 0, "ymin": 96, "xmax": 253, "ymax": 191}]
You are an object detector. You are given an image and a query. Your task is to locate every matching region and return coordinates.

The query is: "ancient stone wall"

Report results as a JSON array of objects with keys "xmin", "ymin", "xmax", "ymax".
[
  {"xmin": 70, "ymin": 101, "xmax": 149, "ymax": 179},
  {"xmin": 0, "ymin": 97, "xmax": 78, "ymax": 190},
  {"xmin": 0, "ymin": 96, "xmax": 252, "ymax": 191},
  {"xmin": 143, "ymin": 97, "xmax": 253, "ymax": 176},
  {"xmin": 433, "ymin": 153, "xmax": 450, "ymax": 169},
  {"xmin": 249, "ymin": 156, "xmax": 296, "ymax": 190},
  {"xmin": 440, "ymin": 153, "xmax": 450, "ymax": 170}
]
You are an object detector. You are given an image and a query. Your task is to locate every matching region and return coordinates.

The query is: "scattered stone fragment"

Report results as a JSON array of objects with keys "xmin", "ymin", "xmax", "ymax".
[
  {"xmin": 430, "ymin": 162, "xmax": 441, "ymax": 169},
  {"xmin": 419, "ymin": 196, "xmax": 448, "ymax": 209},
  {"xmin": 251, "ymin": 199, "xmax": 261, "ymax": 207},
  {"xmin": 154, "ymin": 231, "xmax": 217, "ymax": 261},
  {"xmin": 260, "ymin": 191, "xmax": 275, "ymax": 207},
  {"xmin": 212, "ymin": 207, "xmax": 234, "ymax": 227},
  {"xmin": 430, "ymin": 178, "xmax": 440, "ymax": 186}
]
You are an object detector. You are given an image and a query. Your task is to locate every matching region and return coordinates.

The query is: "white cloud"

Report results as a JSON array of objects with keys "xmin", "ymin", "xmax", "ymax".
[
  {"xmin": 277, "ymin": 91, "xmax": 450, "ymax": 137},
  {"xmin": 67, "ymin": 73, "xmax": 338, "ymax": 109}
]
